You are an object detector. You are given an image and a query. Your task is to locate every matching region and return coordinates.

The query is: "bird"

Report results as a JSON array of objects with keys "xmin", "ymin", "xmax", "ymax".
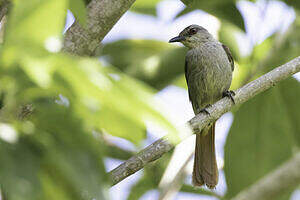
[{"xmin": 169, "ymin": 25, "xmax": 234, "ymax": 189}]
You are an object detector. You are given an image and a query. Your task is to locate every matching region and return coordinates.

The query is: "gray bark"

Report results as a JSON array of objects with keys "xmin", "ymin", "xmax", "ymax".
[
  {"xmin": 63, "ymin": 0, "xmax": 136, "ymax": 56},
  {"xmin": 0, "ymin": 0, "xmax": 9, "ymax": 22}
]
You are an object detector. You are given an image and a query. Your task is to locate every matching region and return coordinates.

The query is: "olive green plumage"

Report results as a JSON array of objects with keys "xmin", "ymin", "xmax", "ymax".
[{"xmin": 169, "ymin": 24, "xmax": 234, "ymax": 189}]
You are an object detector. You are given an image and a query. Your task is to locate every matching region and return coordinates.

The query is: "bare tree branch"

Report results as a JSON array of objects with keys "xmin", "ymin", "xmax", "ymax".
[
  {"xmin": 63, "ymin": 0, "xmax": 136, "ymax": 56},
  {"xmin": 108, "ymin": 56, "xmax": 300, "ymax": 186},
  {"xmin": 0, "ymin": 0, "xmax": 9, "ymax": 22},
  {"xmin": 231, "ymin": 151, "xmax": 300, "ymax": 200}
]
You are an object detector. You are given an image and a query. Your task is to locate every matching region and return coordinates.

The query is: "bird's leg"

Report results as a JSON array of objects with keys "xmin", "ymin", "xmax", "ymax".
[
  {"xmin": 223, "ymin": 90, "xmax": 235, "ymax": 104},
  {"xmin": 199, "ymin": 104, "xmax": 212, "ymax": 115}
]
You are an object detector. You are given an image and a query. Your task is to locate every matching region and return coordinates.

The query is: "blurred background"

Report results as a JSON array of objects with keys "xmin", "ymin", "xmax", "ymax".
[{"xmin": 0, "ymin": 0, "xmax": 299, "ymax": 200}]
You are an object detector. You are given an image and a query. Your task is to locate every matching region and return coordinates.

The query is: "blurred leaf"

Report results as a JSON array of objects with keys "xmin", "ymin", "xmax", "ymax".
[
  {"xmin": 277, "ymin": 78, "xmax": 300, "ymax": 147},
  {"xmin": 235, "ymin": 17, "xmax": 300, "ymax": 88},
  {"xmin": 130, "ymin": 0, "xmax": 161, "ymax": 15},
  {"xmin": 171, "ymin": 74, "xmax": 187, "ymax": 89},
  {"xmin": 178, "ymin": 0, "xmax": 245, "ymax": 31},
  {"xmin": 0, "ymin": 104, "xmax": 109, "ymax": 200},
  {"xmin": 103, "ymin": 143, "xmax": 134, "ymax": 160},
  {"xmin": 82, "ymin": 0, "xmax": 91, "ymax": 5},
  {"xmin": 5, "ymin": 0, "xmax": 67, "ymax": 47},
  {"xmin": 180, "ymin": 184, "xmax": 221, "ymax": 197},
  {"xmin": 102, "ymin": 40, "xmax": 187, "ymax": 90},
  {"xmin": 242, "ymin": 18, "xmax": 300, "ymax": 85},
  {"xmin": 0, "ymin": 0, "xmax": 181, "ymax": 199},
  {"xmin": 68, "ymin": 0, "xmax": 87, "ymax": 25},
  {"xmin": 260, "ymin": 21, "xmax": 300, "ymax": 74},
  {"xmin": 224, "ymin": 83, "xmax": 299, "ymax": 199},
  {"xmin": 218, "ymin": 23, "xmax": 242, "ymax": 61},
  {"xmin": 283, "ymin": 0, "xmax": 300, "ymax": 10},
  {"xmin": 3, "ymin": 0, "xmax": 180, "ymax": 144},
  {"xmin": 230, "ymin": 35, "xmax": 275, "ymax": 89},
  {"xmin": 34, "ymin": 104, "xmax": 108, "ymax": 200}
]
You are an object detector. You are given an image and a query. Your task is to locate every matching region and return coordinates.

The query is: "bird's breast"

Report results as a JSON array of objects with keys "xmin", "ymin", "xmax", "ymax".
[{"xmin": 185, "ymin": 43, "xmax": 232, "ymax": 110}]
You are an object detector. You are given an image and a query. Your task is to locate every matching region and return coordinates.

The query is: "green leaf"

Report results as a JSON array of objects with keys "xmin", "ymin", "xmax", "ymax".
[
  {"xmin": 277, "ymin": 78, "xmax": 300, "ymax": 147},
  {"xmin": 180, "ymin": 184, "xmax": 220, "ymax": 197},
  {"xmin": 68, "ymin": 0, "xmax": 87, "ymax": 25},
  {"xmin": 218, "ymin": 23, "xmax": 242, "ymax": 61},
  {"xmin": 5, "ymin": 0, "xmax": 67, "ymax": 47},
  {"xmin": 260, "ymin": 20, "xmax": 300, "ymax": 74},
  {"xmin": 102, "ymin": 40, "xmax": 187, "ymax": 90},
  {"xmin": 0, "ymin": 104, "xmax": 109, "ymax": 200},
  {"xmin": 13, "ymin": 53, "xmax": 180, "ymax": 144},
  {"xmin": 178, "ymin": 0, "xmax": 245, "ymax": 31},
  {"xmin": 236, "ymin": 18, "xmax": 300, "ymax": 89},
  {"xmin": 230, "ymin": 34, "xmax": 275, "ymax": 90},
  {"xmin": 283, "ymin": 0, "xmax": 300, "ymax": 10},
  {"xmin": 224, "ymin": 85, "xmax": 298, "ymax": 199},
  {"xmin": 0, "ymin": 0, "xmax": 181, "ymax": 199},
  {"xmin": 130, "ymin": 0, "xmax": 161, "ymax": 15}
]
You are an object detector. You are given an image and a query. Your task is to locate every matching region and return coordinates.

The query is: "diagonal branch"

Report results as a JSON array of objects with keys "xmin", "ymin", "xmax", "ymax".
[
  {"xmin": 63, "ymin": 0, "xmax": 136, "ymax": 56},
  {"xmin": 232, "ymin": 151, "xmax": 300, "ymax": 200},
  {"xmin": 108, "ymin": 56, "xmax": 300, "ymax": 186}
]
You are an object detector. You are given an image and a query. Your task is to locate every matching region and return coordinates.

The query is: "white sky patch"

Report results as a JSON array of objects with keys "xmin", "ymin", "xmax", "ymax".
[
  {"xmin": 108, "ymin": 73, "xmax": 121, "ymax": 81},
  {"xmin": 45, "ymin": 36, "xmax": 62, "ymax": 53},
  {"xmin": 143, "ymin": 86, "xmax": 194, "ymax": 146},
  {"xmin": 103, "ymin": 134, "xmax": 136, "ymax": 153},
  {"xmin": 293, "ymin": 72, "xmax": 300, "ymax": 82},
  {"xmin": 291, "ymin": 190, "xmax": 300, "ymax": 200},
  {"xmin": 98, "ymin": 56, "xmax": 111, "ymax": 67},
  {"xmin": 102, "ymin": 0, "xmax": 220, "ymax": 44},
  {"xmin": 64, "ymin": 10, "xmax": 75, "ymax": 33},
  {"xmin": 55, "ymin": 94, "xmax": 70, "ymax": 107},
  {"xmin": 159, "ymin": 135, "xmax": 194, "ymax": 188},
  {"xmin": 237, "ymin": 0, "xmax": 295, "ymax": 45},
  {"xmin": 0, "ymin": 123, "xmax": 18, "ymax": 143}
]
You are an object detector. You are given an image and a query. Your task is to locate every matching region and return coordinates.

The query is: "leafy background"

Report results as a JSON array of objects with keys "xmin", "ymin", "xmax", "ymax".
[{"xmin": 0, "ymin": 0, "xmax": 299, "ymax": 200}]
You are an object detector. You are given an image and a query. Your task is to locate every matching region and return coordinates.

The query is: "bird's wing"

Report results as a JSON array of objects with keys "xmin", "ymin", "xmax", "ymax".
[
  {"xmin": 185, "ymin": 58, "xmax": 200, "ymax": 112},
  {"xmin": 184, "ymin": 59, "xmax": 192, "ymax": 101},
  {"xmin": 222, "ymin": 44, "xmax": 234, "ymax": 71}
]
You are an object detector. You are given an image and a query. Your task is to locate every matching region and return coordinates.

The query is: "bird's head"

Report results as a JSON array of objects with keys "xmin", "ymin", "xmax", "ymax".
[{"xmin": 169, "ymin": 25, "xmax": 214, "ymax": 49}]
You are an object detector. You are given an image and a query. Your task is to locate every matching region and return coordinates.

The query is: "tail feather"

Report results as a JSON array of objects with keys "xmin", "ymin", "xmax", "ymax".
[{"xmin": 192, "ymin": 122, "xmax": 218, "ymax": 189}]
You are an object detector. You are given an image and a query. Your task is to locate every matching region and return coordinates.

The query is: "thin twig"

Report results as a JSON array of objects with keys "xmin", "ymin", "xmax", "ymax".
[{"xmin": 108, "ymin": 56, "xmax": 300, "ymax": 186}]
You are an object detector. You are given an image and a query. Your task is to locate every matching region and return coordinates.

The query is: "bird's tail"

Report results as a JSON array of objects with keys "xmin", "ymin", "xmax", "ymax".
[{"xmin": 192, "ymin": 122, "xmax": 218, "ymax": 189}]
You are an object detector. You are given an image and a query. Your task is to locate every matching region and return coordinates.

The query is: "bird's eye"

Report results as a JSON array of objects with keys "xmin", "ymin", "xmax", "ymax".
[{"xmin": 189, "ymin": 28, "xmax": 197, "ymax": 35}]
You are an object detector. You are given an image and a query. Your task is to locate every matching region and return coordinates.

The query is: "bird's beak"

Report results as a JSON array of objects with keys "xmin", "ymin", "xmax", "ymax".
[{"xmin": 169, "ymin": 36, "xmax": 185, "ymax": 43}]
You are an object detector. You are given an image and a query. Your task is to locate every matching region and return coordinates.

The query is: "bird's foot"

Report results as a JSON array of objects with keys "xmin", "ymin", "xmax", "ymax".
[
  {"xmin": 223, "ymin": 90, "xmax": 235, "ymax": 104},
  {"xmin": 199, "ymin": 104, "xmax": 212, "ymax": 115}
]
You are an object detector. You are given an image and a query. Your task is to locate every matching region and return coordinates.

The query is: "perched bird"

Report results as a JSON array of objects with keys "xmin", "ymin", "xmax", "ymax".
[{"xmin": 169, "ymin": 25, "xmax": 234, "ymax": 189}]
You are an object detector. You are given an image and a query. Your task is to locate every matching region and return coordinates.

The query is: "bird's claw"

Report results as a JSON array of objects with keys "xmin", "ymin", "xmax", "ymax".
[
  {"xmin": 199, "ymin": 104, "xmax": 212, "ymax": 115},
  {"xmin": 223, "ymin": 90, "xmax": 235, "ymax": 104}
]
